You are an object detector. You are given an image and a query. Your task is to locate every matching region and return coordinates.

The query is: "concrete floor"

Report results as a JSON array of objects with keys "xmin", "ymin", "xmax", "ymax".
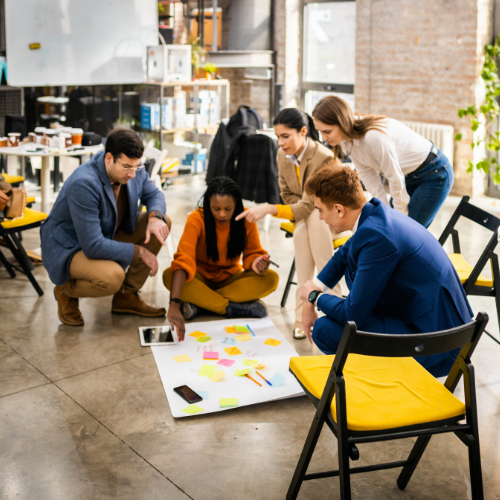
[{"xmin": 1, "ymin": 175, "xmax": 500, "ymax": 500}]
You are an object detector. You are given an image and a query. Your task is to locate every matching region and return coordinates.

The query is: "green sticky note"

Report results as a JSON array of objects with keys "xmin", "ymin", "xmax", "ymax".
[
  {"xmin": 182, "ymin": 404, "xmax": 205, "ymax": 415},
  {"xmin": 234, "ymin": 325, "xmax": 250, "ymax": 333},
  {"xmin": 220, "ymin": 398, "xmax": 238, "ymax": 408},
  {"xmin": 196, "ymin": 335, "xmax": 212, "ymax": 343},
  {"xmin": 242, "ymin": 359, "xmax": 258, "ymax": 366},
  {"xmin": 234, "ymin": 368, "xmax": 251, "ymax": 376},
  {"xmin": 198, "ymin": 364, "xmax": 217, "ymax": 378}
]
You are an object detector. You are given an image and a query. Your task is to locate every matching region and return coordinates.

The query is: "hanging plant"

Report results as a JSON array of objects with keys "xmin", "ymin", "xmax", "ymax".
[
  {"xmin": 456, "ymin": 35, "xmax": 500, "ymax": 182},
  {"xmin": 189, "ymin": 35, "xmax": 206, "ymax": 70}
]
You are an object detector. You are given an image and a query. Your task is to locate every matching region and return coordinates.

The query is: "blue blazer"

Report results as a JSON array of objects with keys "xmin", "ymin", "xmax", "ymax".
[
  {"xmin": 317, "ymin": 198, "xmax": 473, "ymax": 367},
  {"xmin": 40, "ymin": 151, "xmax": 166, "ymax": 286}
]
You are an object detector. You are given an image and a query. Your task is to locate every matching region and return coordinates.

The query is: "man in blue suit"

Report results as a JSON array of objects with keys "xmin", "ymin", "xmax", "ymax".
[
  {"xmin": 300, "ymin": 165, "xmax": 473, "ymax": 377},
  {"xmin": 41, "ymin": 129, "xmax": 170, "ymax": 326}
]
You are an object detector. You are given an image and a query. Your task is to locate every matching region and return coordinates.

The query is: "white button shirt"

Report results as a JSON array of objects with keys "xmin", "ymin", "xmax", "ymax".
[{"xmin": 341, "ymin": 119, "xmax": 431, "ymax": 215}]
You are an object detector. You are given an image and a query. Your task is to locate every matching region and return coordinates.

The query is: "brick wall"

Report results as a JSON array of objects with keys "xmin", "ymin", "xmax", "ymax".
[{"xmin": 355, "ymin": 0, "xmax": 494, "ymax": 196}]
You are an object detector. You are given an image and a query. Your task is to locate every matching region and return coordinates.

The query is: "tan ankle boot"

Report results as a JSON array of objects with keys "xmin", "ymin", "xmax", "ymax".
[
  {"xmin": 111, "ymin": 291, "xmax": 166, "ymax": 317},
  {"xmin": 54, "ymin": 285, "xmax": 84, "ymax": 326}
]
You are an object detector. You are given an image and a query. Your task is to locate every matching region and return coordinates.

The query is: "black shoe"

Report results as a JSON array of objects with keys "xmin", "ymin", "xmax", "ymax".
[
  {"xmin": 225, "ymin": 300, "xmax": 268, "ymax": 319},
  {"xmin": 182, "ymin": 302, "xmax": 200, "ymax": 320}
]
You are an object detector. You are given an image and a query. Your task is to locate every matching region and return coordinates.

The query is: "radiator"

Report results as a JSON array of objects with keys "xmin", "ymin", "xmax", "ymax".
[{"xmin": 401, "ymin": 121, "xmax": 454, "ymax": 167}]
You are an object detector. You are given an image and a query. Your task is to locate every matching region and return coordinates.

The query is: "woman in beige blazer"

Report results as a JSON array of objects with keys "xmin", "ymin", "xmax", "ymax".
[{"xmin": 237, "ymin": 108, "xmax": 342, "ymax": 338}]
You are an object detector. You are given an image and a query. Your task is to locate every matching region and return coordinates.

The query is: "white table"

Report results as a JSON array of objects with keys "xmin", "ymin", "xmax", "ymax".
[{"xmin": 0, "ymin": 144, "xmax": 103, "ymax": 214}]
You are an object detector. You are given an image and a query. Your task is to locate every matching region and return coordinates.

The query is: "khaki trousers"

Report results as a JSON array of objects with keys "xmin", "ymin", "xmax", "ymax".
[
  {"xmin": 293, "ymin": 209, "xmax": 343, "ymax": 325},
  {"xmin": 62, "ymin": 212, "xmax": 171, "ymax": 298},
  {"xmin": 163, "ymin": 268, "xmax": 279, "ymax": 315}
]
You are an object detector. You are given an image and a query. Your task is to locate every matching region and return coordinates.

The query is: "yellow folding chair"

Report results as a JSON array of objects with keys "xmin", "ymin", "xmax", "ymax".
[
  {"xmin": 0, "ymin": 208, "xmax": 47, "ymax": 296},
  {"xmin": 287, "ymin": 313, "xmax": 488, "ymax": 500},
  {"xmin": 280, "ymin": 221, "xmax": 351, "ymax": 307}
]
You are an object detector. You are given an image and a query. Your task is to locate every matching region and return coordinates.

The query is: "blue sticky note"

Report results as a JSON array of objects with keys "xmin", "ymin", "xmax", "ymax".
[
  {"xmin": 196, "ymin": 390, "xmax": 209, "ymax": 400},
  {"xmin": 269, "ymin": 373, "xmax": 285, "ymax": 388},
  {"xmin": 221, "ymin": 336, "xmax": 236, "ymax": 345}
]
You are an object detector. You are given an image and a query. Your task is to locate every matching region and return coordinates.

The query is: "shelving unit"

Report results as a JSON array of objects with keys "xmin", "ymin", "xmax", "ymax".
[{"xmin": 139, "ymin": 79, "xmax": 230, "ymax": 151}]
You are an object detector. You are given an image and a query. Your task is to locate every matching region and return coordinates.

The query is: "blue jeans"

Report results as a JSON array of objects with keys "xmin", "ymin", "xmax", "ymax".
[
  {"xmin": 312, "ymin": 316, "xmax": 459, "ymax": 378},
  {"xmin": 405, "ymin": 149, "xmax": 454, "ymax": 228}
]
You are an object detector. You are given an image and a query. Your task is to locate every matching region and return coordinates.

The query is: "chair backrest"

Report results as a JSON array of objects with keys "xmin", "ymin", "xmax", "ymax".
[
  {"xmin": 333, "ymin": 313, "xmax": 488, "ymax": 385},
  {"xmin": 439, "ymin": 196, "xmax": 500, "ymax": 247}
]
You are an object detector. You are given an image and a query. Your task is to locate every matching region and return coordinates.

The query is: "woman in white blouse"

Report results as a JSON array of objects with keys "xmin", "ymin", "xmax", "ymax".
[{"xmin": 312, "ymin": 95, "xmax": 454, "ymax": 228}]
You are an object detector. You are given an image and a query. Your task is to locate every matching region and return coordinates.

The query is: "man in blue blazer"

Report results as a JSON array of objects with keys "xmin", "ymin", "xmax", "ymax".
[
  {"xmin": 300, "ymin": 165, "xmax": 473, "ymax": 377},
  {"xmin": 41, "ymin": 129, "xmax": 170, "ymax": 326}
]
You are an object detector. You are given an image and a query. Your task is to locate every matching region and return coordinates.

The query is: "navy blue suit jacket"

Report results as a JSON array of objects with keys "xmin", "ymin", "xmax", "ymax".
[
  {"xmin": 316, "ymin": 198, "xmax": 473, "ymax": 368},
  {"xmin": 41, "ymin": 151, "xmax": 166, "ymax": 286}
]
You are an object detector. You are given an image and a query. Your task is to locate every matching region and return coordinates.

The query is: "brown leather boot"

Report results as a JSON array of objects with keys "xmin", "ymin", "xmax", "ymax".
[
  {"xmin": 54, "ymin": 285, "xmax": 84, "ymax": 326},
  {"xmin": 111, "ymin": 291, "xmax": 166, "ymax": 317}
]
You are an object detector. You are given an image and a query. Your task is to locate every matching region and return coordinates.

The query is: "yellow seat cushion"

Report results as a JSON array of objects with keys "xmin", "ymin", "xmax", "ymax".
[
  {"xmin": 281, "ymin": 221, "xmax": 295, "ymax": 234},
  {"xmin": 448, "ymin": 253, "xmax": 493, "ymax": 287},
  {"xmin": 26, "ymin": 196, "xmax": 36, "ymax": 204},
  {"xmin": 333, "ymin": 235, "xmax": 351, "ymax": 249},
  {"xmin": 2, "ymin": 173, "xmax": 24, "ymax": 184},
  {"xmin": 281, "ymin": 222, "xmax": 351, "ymax": 249},
  {"xmin": 290, "ymin": 354, "xmax": 465, "ymax": 433},
  {"xmin": 1, "ymin": 208, "xmax": 47, "ymax": 230}
]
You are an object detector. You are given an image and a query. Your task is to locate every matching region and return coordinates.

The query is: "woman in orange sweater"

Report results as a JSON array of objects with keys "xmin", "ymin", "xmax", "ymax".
[{"xmin": 163, "ymin": 177, "xmax": 279, "ymax": 339}]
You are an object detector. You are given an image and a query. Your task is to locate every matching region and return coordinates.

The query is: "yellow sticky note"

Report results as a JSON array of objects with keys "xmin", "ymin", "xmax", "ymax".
[
  {"xmin": 220, "ymin": 398, "xmax": 238, "ymax": 408},
  {"xmin": 181, "ymin": 404, "xmax": 205, "ymax": 415},
  {"xmin": 189, "ymin": 331, "xmax": 208, "ymax": 338},
  {"xmin": 173, "ymin": 354, "xmax": 191, "ymax": 363},
  {"xmin": 264, "ymin": 338, "xmax": 282, "ymax": 347},
  {"xmin": 198, "ymin": 364, "xmax": 217, "ymax": 378},
  {"xmin": 224, "ymin": 347, "xmax": 242, "ymax": 356},
  {"xmin": 242, "ymin": 359, "xmax": 258, "ymax": 366},
  {"xmin": 254, "ymin": 362, "xmax": 267, "ymax": 370},
  {"xmin": 210, "ymin": 369, "xmax": 225, "ymax": 382},
  {"xmin": 234, "ymin": 368, "xmax": 251, "ymax": 376},
  {"xmin": 225, "ymin": 326, "xmax": 236, "ymax": 334},
  {"xmin": 236, "ymin": 334, "xmax": 252, "ymax": 342}
]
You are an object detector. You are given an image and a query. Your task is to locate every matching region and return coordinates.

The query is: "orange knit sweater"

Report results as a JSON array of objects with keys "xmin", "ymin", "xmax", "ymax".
[{"xmin": 171, "ymin": 208, "xmax": 268, "ymax": 282}]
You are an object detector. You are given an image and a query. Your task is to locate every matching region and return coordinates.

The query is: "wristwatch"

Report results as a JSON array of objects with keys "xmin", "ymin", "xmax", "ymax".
[
  {"xmin": 169, "ymin": 298, "xmax": 181, "ymax": 305},
  {"xmin": 308, "ymin": 290, "xmax": 322, "ymax": 306},
  {"xmin": 148, "ymin": 210, "xmax": 166, "ymax": 223}
]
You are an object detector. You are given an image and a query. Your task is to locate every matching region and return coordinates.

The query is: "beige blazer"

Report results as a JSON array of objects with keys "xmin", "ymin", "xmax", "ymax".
[{"xmin": 278, "ymin": 139, "xmax": 334, "ymax": 223}]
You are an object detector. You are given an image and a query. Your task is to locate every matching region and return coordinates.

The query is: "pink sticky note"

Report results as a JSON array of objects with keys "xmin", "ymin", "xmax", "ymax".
[
  {"xmin": 217, "ymin": 358, "xmax": 235, "ymax": 367},
  {"xmin": 203, "ymin": 351, "xmax": 219, "ymax": 360}
]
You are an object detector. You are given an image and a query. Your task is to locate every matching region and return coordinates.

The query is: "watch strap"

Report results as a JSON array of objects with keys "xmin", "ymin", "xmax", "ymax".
[{"xmin": 169, "ymin": 298, "xmax": 181, "ymax": 304}]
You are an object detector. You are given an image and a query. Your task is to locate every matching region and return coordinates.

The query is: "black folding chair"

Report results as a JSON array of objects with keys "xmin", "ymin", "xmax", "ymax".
[
  {"xmin": 439, "ymin": 195, "xmax": 500, "ymax": 345},
  {"xmin": 0, "ymin": 208, "xmax": 47, "ymax": 296},
  {"xmin": 287, "ymin": 312, "xmax": 488, "ymax": 500}
]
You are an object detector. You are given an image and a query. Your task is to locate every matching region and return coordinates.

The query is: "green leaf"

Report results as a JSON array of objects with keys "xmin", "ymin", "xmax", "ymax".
[
  {"xmin": 471, "ymin": 119, "xmax": 479, "ymax": 132},
  {"xmin": 455, "ymin": 133, "xmax": 462, "ymax": 141}
]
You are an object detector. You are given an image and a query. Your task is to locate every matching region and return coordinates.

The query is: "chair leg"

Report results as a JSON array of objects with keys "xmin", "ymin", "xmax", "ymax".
[
  {"xmin": 2, "ymin": 234, "xmax": 44, "ymax": 296},
  {"xmin": 10, "ymin": 232, "xmax": 35, "ymax": 271},
  {"xmin": 397, "ymin": 435, "xmax": 432, "ymax": 490},
  {"xmin": 281, "ymin": 258, "xmax": 296, "ymax": 308},
  {"xmin": 0, "ymin": 248, "xmax": 16, "ymax": 278},
  {"xmin": 465, "ymin": 365, "xmax": 484, "ymax": 500},
  {"xmin": 286, "ymin": 409, "xmax": 326, "ymax": 500}
]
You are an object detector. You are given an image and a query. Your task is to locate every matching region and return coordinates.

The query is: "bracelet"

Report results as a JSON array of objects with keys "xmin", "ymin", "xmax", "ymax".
[{"xmin": 169, "ymin": 298, "xmax": 181, "ymax": 304}]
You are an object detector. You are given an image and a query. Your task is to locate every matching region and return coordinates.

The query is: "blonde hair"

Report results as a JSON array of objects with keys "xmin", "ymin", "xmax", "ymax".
[{"xmin": 312, "ymin": 95, "xmax": 387, "ymax": 142}]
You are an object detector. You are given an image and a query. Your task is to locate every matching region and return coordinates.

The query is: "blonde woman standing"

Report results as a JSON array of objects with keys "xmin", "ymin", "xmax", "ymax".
[
  {"xmin": 237, "ymin": 108, "xmax": 342, "ymax": 339},
  {"xmin": 311, "ymin": 96, "xmax": 454, "ymax": 228}
]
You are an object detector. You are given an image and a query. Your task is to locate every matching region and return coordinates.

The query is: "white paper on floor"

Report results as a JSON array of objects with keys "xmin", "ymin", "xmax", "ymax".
[{"xmin": 151, "ymin": 317, "xmax": 305, "ymax": 418}]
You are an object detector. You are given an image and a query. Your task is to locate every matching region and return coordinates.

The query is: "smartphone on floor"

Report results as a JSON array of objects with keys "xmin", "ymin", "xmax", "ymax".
[{"xmin": 174, "ymin": 385, "xmax": 203, "ymax": 404}]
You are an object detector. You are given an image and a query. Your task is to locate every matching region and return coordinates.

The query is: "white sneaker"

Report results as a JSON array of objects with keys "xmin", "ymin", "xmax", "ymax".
[{"xmin": 293, "ymin": 327, "xmax": 306, "ymax": 339}]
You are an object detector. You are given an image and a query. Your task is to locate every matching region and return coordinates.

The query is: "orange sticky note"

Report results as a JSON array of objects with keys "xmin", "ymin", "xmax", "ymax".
[
  {"xmin": 190, "ymin": 331, "xmax": 208, "ymax": 338},
  {"xmin": 225, "ymin": 326, "xmax": 236, "ymax": 334},
  {"xmin": 264, "ymin": 338, "xmax": 282, "ymax": 347},
  {"xmin": 224, "ymin": 346, "xmax": 242, "ymax": 356}
]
